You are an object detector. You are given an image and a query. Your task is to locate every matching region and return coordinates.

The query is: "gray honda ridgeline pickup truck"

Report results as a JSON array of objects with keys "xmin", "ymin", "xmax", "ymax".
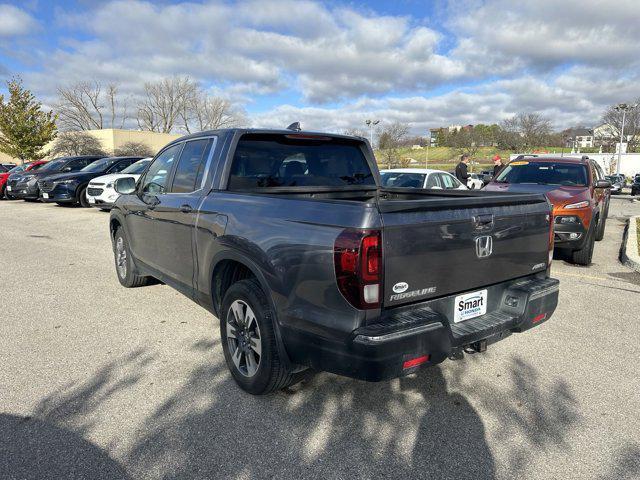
[{"xmin": 109, "ymin": 128, "xmax": 559, "ymax": 394}]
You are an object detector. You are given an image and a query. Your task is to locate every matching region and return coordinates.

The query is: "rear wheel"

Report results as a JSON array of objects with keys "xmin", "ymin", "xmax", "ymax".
[
  {"xmin": 571, "ymin": 222, "xmax": 596, "ymax": 265},
  {"xmin": 113, "ymin": 227, "xmax": 150, "ymax": 287},
  {"xmin": 0, "ymin": 184, "xmax": 5, "ymax": 200},
  {"xmin": 220, "ymin": 278, "xmax": 297, "ymax": 395}
]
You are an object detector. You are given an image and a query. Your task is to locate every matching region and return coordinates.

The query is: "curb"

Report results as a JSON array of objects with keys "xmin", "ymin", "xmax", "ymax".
[{"xmin": 621, "ymin": 215, "xmax": 640, "ymax": 273}]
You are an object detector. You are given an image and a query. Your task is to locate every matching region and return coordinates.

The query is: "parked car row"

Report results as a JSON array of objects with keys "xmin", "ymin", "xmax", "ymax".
[
  {"xmin": 380, "ymin": 155, "xmax": 612, "ymax": 266},
  {"xmin": 3, "ymin": 155, "xmax": 151, "ymax": 209}
]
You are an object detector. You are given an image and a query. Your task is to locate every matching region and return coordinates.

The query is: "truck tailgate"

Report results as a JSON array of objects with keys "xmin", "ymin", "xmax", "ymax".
[{"xmin": 379, "ymin": 192, "xmax": 551, "ymax": 308}]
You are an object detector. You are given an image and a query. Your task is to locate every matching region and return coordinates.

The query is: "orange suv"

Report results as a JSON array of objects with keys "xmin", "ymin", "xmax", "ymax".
[{"xmin": 485, "ymin": 156, "xmax": 611, "ymax": 265}]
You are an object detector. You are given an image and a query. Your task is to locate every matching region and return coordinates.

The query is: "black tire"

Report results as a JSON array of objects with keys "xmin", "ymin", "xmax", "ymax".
[
  {"xmin": 113, "ymin": 227, "xmax": 149, "ymax": 288},
  {"xmin": 595, "ymin": 214, "xmax": 606, "ymax": 241},
  {"xmin": 0, "ymin": 184, "xmax": 5, "ymax": 200},
  {"xmin": 78, "ymin": 186, "xmax": 90, "ymax": 208},
  {"xmin": 571, "ymin": 221, "xmax": 596, "ymax": 266},
  {"xmin": 220, "ymin": 278, "xmax": 296, "ymax": 394}
]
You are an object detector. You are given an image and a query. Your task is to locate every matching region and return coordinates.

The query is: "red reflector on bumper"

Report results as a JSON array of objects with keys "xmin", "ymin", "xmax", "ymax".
[
  {"xmin": 403, "ymin": 355, "xmax": 430, "ymax": 369},
  {"xmin": 532, "ymin": 313, "xmax": 547, "ymax": 323}
]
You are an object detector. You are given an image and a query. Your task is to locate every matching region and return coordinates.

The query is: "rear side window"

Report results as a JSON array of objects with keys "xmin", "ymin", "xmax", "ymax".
[
  {"xmin": 109, "ymin": 158, "xmax": 139, "ymax": 173},
  {"xmin": 228, "ymin": 134, "xmax": 375, "ymax": 190},
  {"xmin": 438, "ymin": 173, "xmax": 459, "ymax": 189},
  {"xmin": 170, "ymin": 139, "xmax": 213, "ymax": 193}
]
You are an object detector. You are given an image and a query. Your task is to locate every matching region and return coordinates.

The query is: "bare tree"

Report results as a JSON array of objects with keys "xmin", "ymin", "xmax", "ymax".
[
  {"xmin": 49, "ymin": 131, "xmax": 107, "ymax": 157},
  {"xmin": 180, "ymin": 92, "xmax": 247, "ymax": 133},
  {"xmin": 518, "ymin": 113, "xmax": 552, "ymax": 148},
  {"xmin": 497, "ymin": 113, "xmax": 551, "ymax": 150},
  {"xmin": 377, "ymin": 121, "xmax": 410, "ymax": 167},
  {"xmin": 55, "ymin": 81, "xmax": 128, "ymax": 131},
  {"xmin": 114, "ymin": 141, "xmax": 153, "ymax": 157},
  {"xmin": 600, "ymin": 100, "xmax": 640, "ymax": 151},
  {"xmin": 137, "ymin": 77, "xmax": 197, "ymax": 133}
]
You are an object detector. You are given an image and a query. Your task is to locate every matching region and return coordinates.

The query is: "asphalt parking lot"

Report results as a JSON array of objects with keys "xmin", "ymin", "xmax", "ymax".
[{"xmin": 1, "ymin": 199, "xmax": 639, "ymax": 480}]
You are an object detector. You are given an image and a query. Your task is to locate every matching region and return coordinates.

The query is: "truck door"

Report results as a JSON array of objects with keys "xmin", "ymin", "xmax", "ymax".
[
  {"xmin": 151, "ymin": 137, "xmax": 216, "ymax": 290},
  {"xmin": 126, "ymin": 143, "xmax": 182, "ymax": 268}
]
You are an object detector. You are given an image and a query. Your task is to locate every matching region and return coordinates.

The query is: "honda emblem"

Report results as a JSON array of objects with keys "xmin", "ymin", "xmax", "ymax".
[{"xmin": 475, "ymin": 235, "xmax": 493, "ymax": 258}]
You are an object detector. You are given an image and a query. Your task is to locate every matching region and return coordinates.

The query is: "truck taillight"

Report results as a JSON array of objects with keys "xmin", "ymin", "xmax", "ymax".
[{"xmin": 334, "ymin": 229, "xmax": 381, "ymax": 309}]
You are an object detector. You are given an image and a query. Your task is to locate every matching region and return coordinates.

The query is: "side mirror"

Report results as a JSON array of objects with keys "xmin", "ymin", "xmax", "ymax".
[
  {"xmin": 62, "ymin": 166, "xmax": 72, "ymax": 172},
  {"xmin": 595, "ymin": 180, "xmax": 611, "ymax": 189},
  {"xmin": 114, "ymin": 177, "xmax": 136, "ymax": 195}
]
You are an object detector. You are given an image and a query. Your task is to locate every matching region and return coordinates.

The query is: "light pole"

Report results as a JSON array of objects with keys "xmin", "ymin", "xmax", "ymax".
[
  {"xmin": 365, "ymin": 119, "xmax": 379, "ymax": 147},
  {"xmin": 614, "ymin": 103, "xmax": 638, "ymax": 174}
]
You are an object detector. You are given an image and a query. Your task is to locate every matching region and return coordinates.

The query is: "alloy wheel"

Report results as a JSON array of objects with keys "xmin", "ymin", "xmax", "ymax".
[
  {"xmin": 226, "ymin": 300, "xmax": 262, "ymax": 377},
  {"xmin": 116, "ymin": 237, "xmax": 127, "ymax": 279}
]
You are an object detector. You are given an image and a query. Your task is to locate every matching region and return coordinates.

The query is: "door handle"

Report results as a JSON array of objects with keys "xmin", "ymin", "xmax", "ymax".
[{"xmin": 180, "ymin": 204, "xmax": 193, "ymax": 213}]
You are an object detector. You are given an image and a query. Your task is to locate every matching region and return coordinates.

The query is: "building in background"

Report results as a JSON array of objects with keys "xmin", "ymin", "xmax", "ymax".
[{"xmin": 0, "ymin": 129, "xmax": 181, "ymax": 164}]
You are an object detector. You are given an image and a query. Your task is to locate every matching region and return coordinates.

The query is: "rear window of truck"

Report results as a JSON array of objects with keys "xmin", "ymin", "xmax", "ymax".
[{"xmin": 228, "ymin": 134, "xmax": 375, "ymax": 189}]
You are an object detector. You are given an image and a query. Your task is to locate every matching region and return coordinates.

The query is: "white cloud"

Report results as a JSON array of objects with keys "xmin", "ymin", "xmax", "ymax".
[
  {"xmin": 6, "ymin": 0, "xmax": 640, "ymax": 134},
  {"xmin": 0, "ymin": 4, "xmax": 37, "ymax": 37}
]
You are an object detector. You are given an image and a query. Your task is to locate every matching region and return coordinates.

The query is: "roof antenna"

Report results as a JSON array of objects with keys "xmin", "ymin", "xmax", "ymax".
[{"xmin": 286, "ymin": 122, "xmax": 301, "ymax": 132}]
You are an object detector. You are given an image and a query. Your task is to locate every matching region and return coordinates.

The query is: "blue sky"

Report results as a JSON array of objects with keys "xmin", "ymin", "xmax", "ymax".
[{"xmin": 1, "ymin": 0, "xmax": 640, "ymax": 134}]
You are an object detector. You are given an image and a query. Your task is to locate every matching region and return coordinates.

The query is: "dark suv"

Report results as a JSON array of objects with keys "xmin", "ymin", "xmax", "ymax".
[
  {"xmin": 39, "ymin": 156, "xmax": 142, "ymax": 207},
  {"xmin": 6, "ymin": 156, "xmax": 104, "ymax": 201}
]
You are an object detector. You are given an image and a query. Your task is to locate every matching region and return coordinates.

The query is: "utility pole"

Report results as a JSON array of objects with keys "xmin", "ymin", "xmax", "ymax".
[
  {"xmin": 614, "ymin": 103, "xmax": 638, "ymax": 175},
  {"xmin": 365, "ymin": 119, "xmax": 380, "ymax": 148}
]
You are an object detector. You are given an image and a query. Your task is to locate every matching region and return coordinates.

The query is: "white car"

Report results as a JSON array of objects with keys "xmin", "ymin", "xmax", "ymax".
[
  {"xmin": 467, "ymin": 173, "xmax": 484, "ymax": 190},
  {"xmin": 86, "ymin": 158, "xmax": 151, "ymax": 210},
  {"xmin": 380, "ymin": 168, "xmax": 468, "ymax": 190}
]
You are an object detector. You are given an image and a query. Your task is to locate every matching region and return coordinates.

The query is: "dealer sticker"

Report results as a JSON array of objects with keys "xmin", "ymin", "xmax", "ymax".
[{"xmin": 454, "ymin": 289, "xmax": 488, "ymax": 323}]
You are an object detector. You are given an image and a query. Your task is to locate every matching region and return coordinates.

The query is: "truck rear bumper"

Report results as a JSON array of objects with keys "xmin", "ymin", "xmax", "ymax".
[{"xmin": 283, "ymin": 276, "xmax": 559, "ymax": 381}]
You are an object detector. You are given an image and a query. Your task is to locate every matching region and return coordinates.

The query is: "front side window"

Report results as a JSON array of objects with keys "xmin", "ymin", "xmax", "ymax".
[
  {"xmin": 122, "ymin": 159, "xmax": 151, "ymax": 175},
  {"xmin": 170, "ymin": 139, "xmax": 212, "ymax": 193},
  {"xmin": 228, "ymin": 134, "xmax": 374, "ymax": 190},
  {"xmin": 141, "ymin": 144, "xmax": 182, "ymax": 194}
]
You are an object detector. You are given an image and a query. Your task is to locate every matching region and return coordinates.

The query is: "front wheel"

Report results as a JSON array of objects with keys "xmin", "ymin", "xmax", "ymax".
[
  {"xmin": 220, "ymin": 278, "xmax": 297, "ymax": 395},
  {"xmin": 571, "ymin": 222, "xmax": 596, "ymax": 265},
  {"xmin": 78, "ymin": 186, "xmax": 90, "ymax": 208},
  {"xmin": 113, "ymin": 228, "xmax": 150, "ymax": 287}
]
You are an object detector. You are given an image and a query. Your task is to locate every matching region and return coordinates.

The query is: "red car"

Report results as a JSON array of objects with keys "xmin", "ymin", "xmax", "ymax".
[{"xmin": 1, "ymin": 161, "xmax": 48, "ymax": 199}]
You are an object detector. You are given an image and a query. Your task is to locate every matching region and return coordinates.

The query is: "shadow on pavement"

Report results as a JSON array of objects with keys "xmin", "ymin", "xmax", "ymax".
[
  {"xmin": 0, "ymin": 413, "xmax": 130, "ymax": 480},
  {"xmin": 14, "ymin": 344, "xmax": 588, "ymax": 479}
]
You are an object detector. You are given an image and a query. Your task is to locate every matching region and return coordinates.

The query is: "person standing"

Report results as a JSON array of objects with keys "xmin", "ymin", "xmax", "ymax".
[
  {"xmin": 492, "ymin": 155, "xmax": 504, "ymax": 177},
  {"xmin": 455, "ymin": 154, "xmax": 470, "ymax": 184}
]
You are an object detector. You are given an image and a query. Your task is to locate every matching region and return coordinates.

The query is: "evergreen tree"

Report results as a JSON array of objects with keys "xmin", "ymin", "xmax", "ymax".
[{"xmin": 0, "ymin": 78, "xmax": 57, "ymax": 162}]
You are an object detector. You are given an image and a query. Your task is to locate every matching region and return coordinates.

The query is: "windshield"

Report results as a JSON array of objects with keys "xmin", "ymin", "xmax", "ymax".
[
  {"xmin": 228, "ymin": 134, "xmax": 375, "ymax": 189},
  {"xmin": 380, "ymin": 172, "xmax": 426, "ymax": 188},
  {"xmin": 38, "ymin": 158, "xmax": 67, "ymax": 172},
  {"xmin": 495, "ymin": 161, "xmax": 589, "ymax": 187},
  {"xmin": 122, "ymin": 159, "xmax": 150, "ymax": 174},
  {"xmin": 81, "ymin": 158, "xmax": 112, "ymax": 172}
]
